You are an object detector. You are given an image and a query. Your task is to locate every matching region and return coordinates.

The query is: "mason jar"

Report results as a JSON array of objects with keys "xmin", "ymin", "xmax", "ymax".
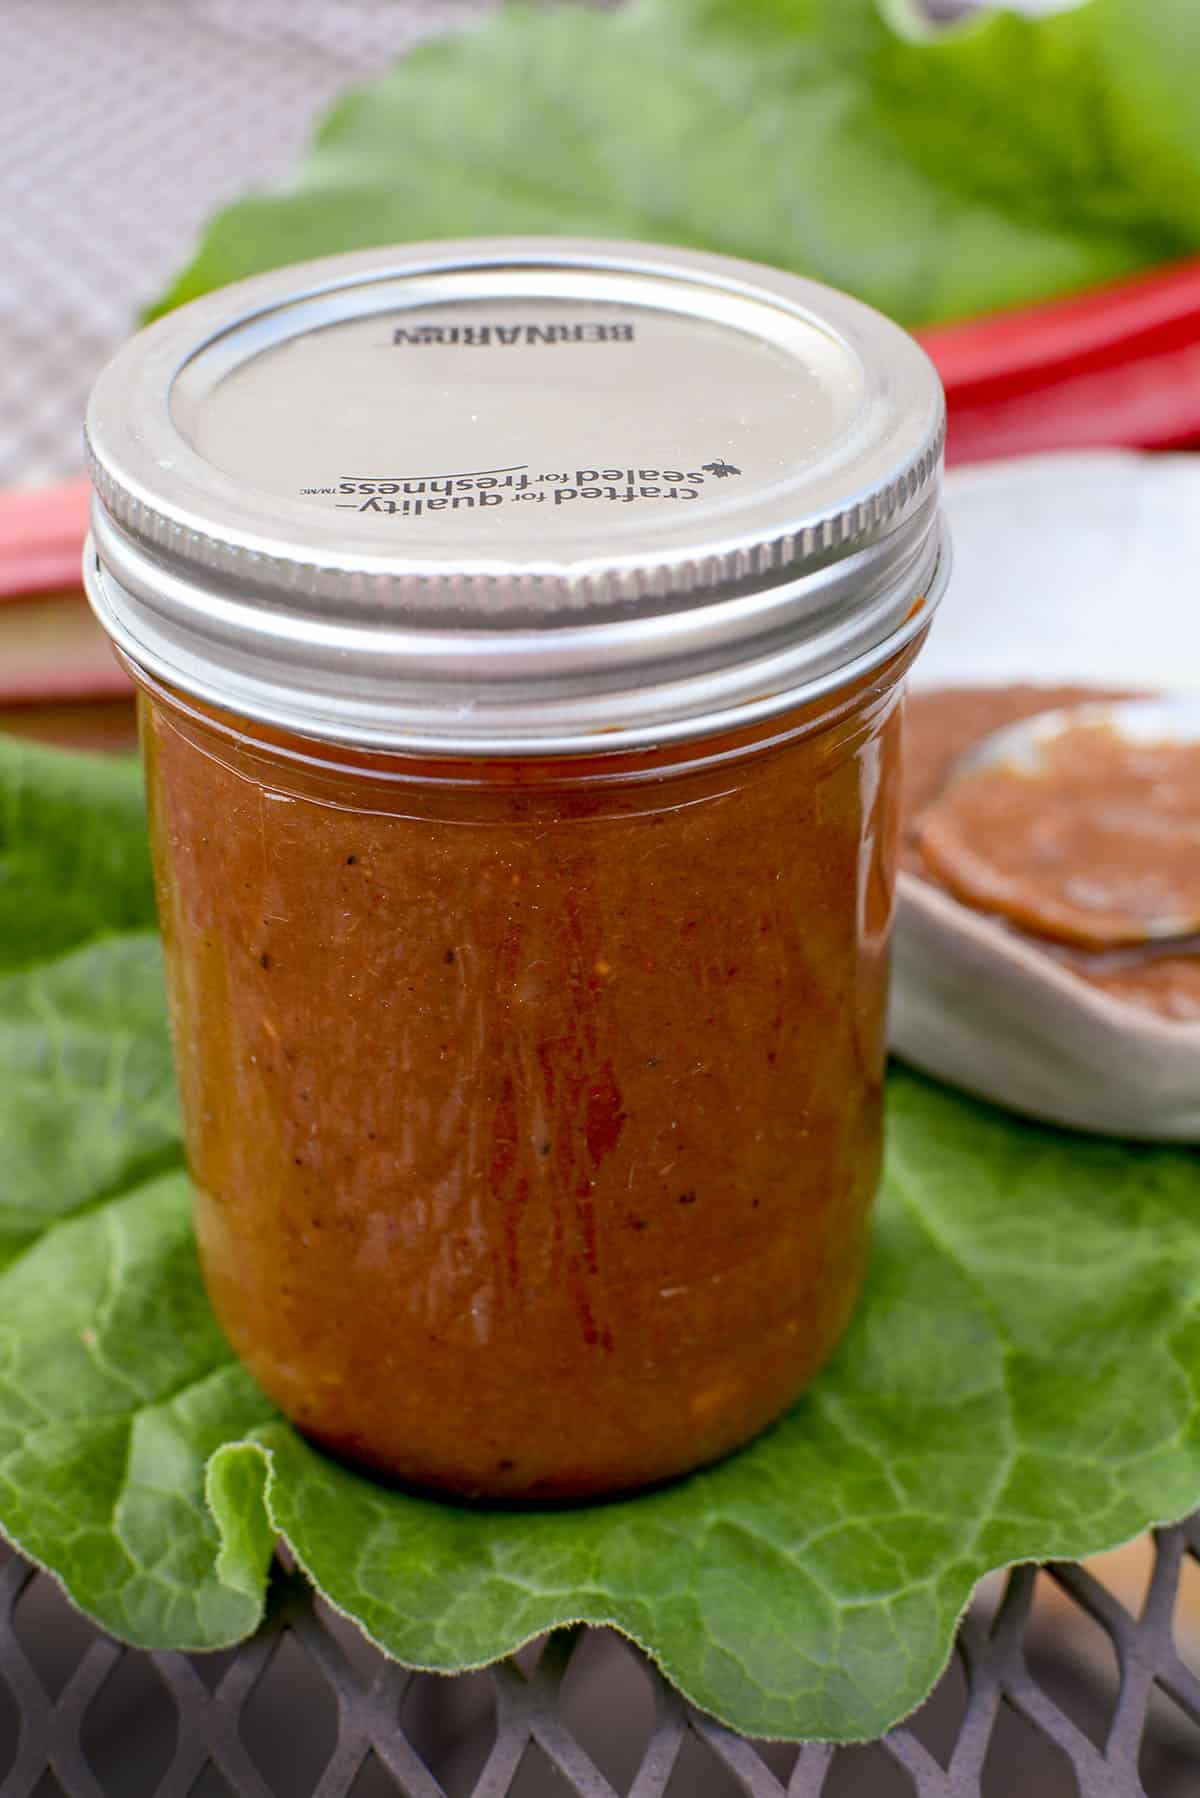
[{"xmin": 85, "ymin": 239, "xmax": 947, "ymax": 1500}]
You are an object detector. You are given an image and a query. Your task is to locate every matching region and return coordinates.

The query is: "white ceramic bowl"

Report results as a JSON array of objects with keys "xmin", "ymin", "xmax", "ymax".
[{"xmin": 891, "ymin": 450, "xmax": 1200, "ymax": 1140}]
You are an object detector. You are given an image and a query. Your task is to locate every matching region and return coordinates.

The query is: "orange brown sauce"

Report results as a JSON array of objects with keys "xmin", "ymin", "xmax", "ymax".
[
  {"xmin": 905, "ymin": 687, "xmax": 1200, "ymax": 1022},
  {"xmin": 142, "ymin": 652, "xmax": 914, "ymax": 1501}
]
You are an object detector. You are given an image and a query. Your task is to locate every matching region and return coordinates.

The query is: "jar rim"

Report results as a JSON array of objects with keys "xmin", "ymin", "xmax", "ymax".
[{"xmin": 127, "ymin": 623, "xmax": 926, "ymax": 801}]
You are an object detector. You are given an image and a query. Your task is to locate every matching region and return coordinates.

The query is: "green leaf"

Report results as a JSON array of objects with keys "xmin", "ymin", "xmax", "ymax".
[
  {"xmin": 0, "ymin": 736, "xmax": 177, "ymax": 1247},
  {"xmin": 0, "ymin": 936, "xmax": 181, "ymax": 1238},
  {"xmin": 0, "ymin": 1174, "xmax": 275, "ymax": 1646},
  {"xmin": 0, "ymin": 737, "xmax": 156, "ymax": 972},
  {"xmin": 4, "ymin": 726, "xmax": 1200, "ymax": 1741},
  {"xmin": 151, "ymin": 0, "xmax": 1200, "ymax": 328}
]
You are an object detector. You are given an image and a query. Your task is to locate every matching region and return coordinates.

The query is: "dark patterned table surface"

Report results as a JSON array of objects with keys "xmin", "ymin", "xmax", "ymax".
[{"xmin": 2, "ymin": 1521, "xmax": 1200, "ymax": 1797}]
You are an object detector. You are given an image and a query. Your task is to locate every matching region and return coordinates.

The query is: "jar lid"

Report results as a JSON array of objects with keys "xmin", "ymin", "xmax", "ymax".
[{"xmin": 84, "ymin": 237, "xmax": 948, "ymax": 754}]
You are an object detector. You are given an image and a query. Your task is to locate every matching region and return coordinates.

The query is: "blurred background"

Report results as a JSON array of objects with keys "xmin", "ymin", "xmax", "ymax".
[
  {"xmin": 7, "ymin": 0, "xmax": 1200, "ymax": 748},
  {"xmin": 3, "ymin": 1, "xmax": 1200, "ymax": 1792},
  {"xmin": 1, "ymin": 1, "xmax": 489, "ymax": 490}
]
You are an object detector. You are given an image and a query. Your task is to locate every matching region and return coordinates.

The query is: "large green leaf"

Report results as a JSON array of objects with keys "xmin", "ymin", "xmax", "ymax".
[
  {"xmin": 0, "ymin": 737, "xmax": 155, "ymax": 973},
  {"xmin": 3, "ymin": 731, "xmax": 1200, "ymax": 1740},
  {"xmin": 152, "ymin": 0, "xmax": 1200, "ymax": 328}
]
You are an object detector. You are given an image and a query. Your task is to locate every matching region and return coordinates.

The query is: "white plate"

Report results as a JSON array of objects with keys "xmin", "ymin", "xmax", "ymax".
[{"xmin": 891, "ymin": 450, "xmax": 1200, "ymax": 1139}]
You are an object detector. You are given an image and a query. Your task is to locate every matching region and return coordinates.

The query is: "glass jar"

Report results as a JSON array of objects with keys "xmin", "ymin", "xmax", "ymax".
[{"xmin": 86, "ymin": 238, "xmax": 947, "ymax": 1499}]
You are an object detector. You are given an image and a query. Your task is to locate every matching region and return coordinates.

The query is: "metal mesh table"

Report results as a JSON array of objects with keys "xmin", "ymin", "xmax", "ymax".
[{"xmin": 3, "ymin": 1522, "xmax": 1200, "ymax": 1797}]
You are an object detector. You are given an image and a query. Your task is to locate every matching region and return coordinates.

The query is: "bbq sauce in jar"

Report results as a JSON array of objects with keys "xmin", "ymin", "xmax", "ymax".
[{"xmin": 86, "ymin": 239, "xmax": 947, "ymax": 1498}]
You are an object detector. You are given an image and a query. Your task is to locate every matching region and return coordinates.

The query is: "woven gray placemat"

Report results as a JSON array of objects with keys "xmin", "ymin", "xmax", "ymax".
[{"xmin": 0, "ymin": 0, "xmax": 492, "ymax": 489}]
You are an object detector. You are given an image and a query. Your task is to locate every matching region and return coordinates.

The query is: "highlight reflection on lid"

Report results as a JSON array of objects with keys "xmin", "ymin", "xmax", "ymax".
[{"xmin": 84, "ymin": 237, "xmax": 948, "ymax": 753}]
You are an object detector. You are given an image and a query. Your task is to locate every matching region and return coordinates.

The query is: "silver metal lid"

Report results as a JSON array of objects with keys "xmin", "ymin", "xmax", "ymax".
[{"xmin": 84, "ymin": 237, "xmax": 947, "ymax": 754}]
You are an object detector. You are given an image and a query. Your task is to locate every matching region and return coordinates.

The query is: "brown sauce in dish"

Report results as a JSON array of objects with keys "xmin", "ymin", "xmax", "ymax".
[
  {"xmin": 905, "ymin": 686, "xmax": 1200, "ymax": 1022},
  {"xmin": 1048, "ymin": 939, "xmax": 1200, "ymax": 1023},
  {"xmin": 142, "ymin": 646, "xmax": 914, "ymax": 1502},
  {"xmin": 916, "ymin": 719, "xmax": 1200, "ymax": 951}
]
